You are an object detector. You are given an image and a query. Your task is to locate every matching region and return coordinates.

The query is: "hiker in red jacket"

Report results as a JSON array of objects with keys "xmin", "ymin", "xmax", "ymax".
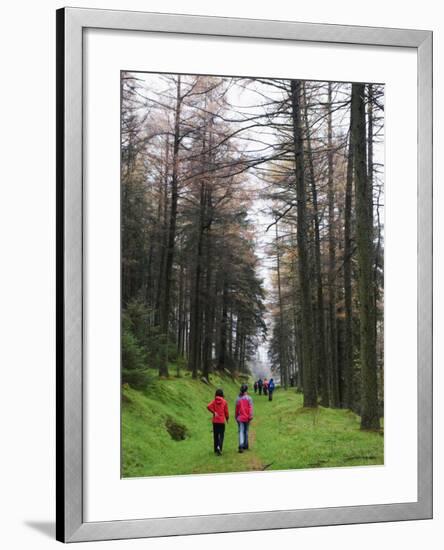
[
  {"xmin": 207, "ymin": 389, "xmax": 229, "ymax": 455},
  {"xmin": 235, "ymin": 384, "xmax": 254, "ymax": 453}
]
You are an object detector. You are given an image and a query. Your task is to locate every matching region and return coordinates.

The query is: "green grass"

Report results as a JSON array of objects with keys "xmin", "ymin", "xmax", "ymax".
[{"xmin": 122, "ymin": 371, "xmax": 384, "ymax": 478}]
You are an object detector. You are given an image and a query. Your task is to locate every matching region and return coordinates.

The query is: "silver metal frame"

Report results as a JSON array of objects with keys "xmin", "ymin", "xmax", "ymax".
[{"xmin": 56, "ymin": 6, "xmax": 433, "ymax": 543}]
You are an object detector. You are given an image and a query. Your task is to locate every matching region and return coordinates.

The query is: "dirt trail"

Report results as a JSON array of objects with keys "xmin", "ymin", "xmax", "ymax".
[
  {"xmin": 243, "ymin": 395, "xmax": 270, "ymax": 471},
  {"xmin": 245, "ymin": 427, "xmax": 264, "ymax": 470}
]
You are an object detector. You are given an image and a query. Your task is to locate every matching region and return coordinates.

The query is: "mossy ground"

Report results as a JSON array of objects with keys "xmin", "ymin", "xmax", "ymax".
[{"xmin": 122, "ymin": 371, "xmax": 383, "ymax": 478}]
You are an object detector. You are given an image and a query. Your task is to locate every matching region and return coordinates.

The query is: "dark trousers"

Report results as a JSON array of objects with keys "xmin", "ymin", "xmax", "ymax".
[
  {"xmin": 258, "ymin": 387, "xmax": 262, "ymax": 395},
  {"xmin": 268, "ymin": 390, "xmax": 273, "ymax": 401},
  {"xmin": 213, "ymin": 423, "xmax": 225, "ymax": 452}
]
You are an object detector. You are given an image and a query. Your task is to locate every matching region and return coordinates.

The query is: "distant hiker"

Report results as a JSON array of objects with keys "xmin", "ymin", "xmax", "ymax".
[
  {"xmin": 263, "ymin": 378, "xmax": 269, "ymax": 396},
  {"xmin": 253, "ymin": 381, "xmax": 258, "ymax": 394},
  {"xmin": 235, "ymin": 384, "xmax": 253, "ymax": 453},
  {"xmin": 257, "ymin": 378, "xmax": 263, "ymax": 395},
  {"xmin": 207, "ymin": 388, "xmax": 229, "ymax": 455},
  {"xmin": 268, "ymin": 378, "xmax": 275, "ymax": 401}
]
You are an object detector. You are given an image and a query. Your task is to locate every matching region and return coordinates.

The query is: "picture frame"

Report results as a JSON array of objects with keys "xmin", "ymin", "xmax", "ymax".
[{"xmin": 56, "ymin": 6, "xmax": 433, "ymax": 543}]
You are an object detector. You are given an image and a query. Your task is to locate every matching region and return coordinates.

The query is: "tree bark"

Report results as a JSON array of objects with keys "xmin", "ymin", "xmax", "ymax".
[
  {"xmin": 202, "ymin": 196, "xmax": 214, "ymax": 379},
  {"xmin": 351, "ymin": 83, "xmax": 380, "ymax": 430},
  {"xmin": 217, "ymin": 278, "xmax": 229, "ymax": 371},
  {"xmin": 303, "ymin": 83, "xmax": 329, "ymax": 406},
  {"xmin": 188, "ymin": 181, "xmax": 206, "ymax": 379},
  {"xmin": 327, "ymin": 83, "xmax": 340, "ymax": 407},
  {"xmin": 343, "ymin": 128, "xmax": 354, "ymax": 409},
  {"xmin": 159, "ymin": 76, "xmax": 182, "ymax": 377},
  {"xmin": 275, "ymin": 221, "xmax": 288, "ymax": 389},
  {"xmin": 290, "ymin": 79, "xmax": 317, "ymax": 408}
]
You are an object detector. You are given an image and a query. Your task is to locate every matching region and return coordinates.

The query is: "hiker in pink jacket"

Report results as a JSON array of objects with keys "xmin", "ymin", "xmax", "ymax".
[{"xmin": 235, "ymin": 384, "xmax": 253, "ymax": 453}]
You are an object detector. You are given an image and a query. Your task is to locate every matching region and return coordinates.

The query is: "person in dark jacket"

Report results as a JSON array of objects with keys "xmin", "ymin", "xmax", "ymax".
[
  {"xmin": 235, "ymin": 384, "xmax": 253, "ymax": 453},
  {"xmin": 268, "ymin": 378, "xmax": 275, "ymax": 401},
  {"xmin": 253, "ymin": 381, "xmax": 258, "ymax": 393},
  {"xmin": 207, "ymin": 388, "xmax": 229, "ymax": 455},
  {"xmin": 257, "ymin": 378, "xmax": 263, "ymax": 395}
]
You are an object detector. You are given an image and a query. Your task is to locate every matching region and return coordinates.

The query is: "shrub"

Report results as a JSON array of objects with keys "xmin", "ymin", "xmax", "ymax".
[
  {"xmin": 122, "ymin": 327, "xmax": 151, "ymax": 390},
  {"xmin": 165, "ymin": 417, "xmax": 188, "ymax": 441}
]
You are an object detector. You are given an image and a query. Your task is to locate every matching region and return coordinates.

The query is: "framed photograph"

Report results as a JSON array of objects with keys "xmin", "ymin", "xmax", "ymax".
[{"xmin": 56, "ymin": 6, "xmax": 433, "ymax": 543}]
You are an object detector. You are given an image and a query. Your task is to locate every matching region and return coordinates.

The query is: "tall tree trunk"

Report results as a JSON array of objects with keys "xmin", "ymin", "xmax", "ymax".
[
  {"xmin": 217, "ymin": 278, "xmax": 229, "ymax": 371},
  {"xmin": 228, "ymin": 310, "xmax": 233, "ymax": 357},
  {"xmin": 275, "ymin": 221, "xmax": 288, "ymax": 389},
  {"xmin": 202, "ymin": 201, "xmax": 214, "ymax": 379},
  {"xmin": 159, "ymin": 76, "xmax": 182, "ymax": 377},
  {"xmin": 154, "ymin": 137, "xmax": 170, "ymax": 325},
  {"xmin": 234, "ymin": 315, "xmax": 241, "ymax": 367},
  {"xmin": 188, "ymin": 182, "xmax": 205, "ymax": 379},
  {"xmin": 327, "ymin": 83, "xmax": 340, "ymax": 407},
  {"xmin": 291, "ymin": 254, "xmax": 304, "ymax": 392},
  {"xmin": 351, "ymin": 83, "xmax": 380, "ymax": 430},
  {"xmin": 240, "ymin": 335, "xmax": 246, "ymax": 372},
  {"xmin": 177, "ymin": 255, "xmax": 185, "ymax": 356},
  {"xmin": 303, "ymin": 83, "xmax": 329, "ymax": 406},
  {"xmin": 368, "ymin": 85, "xmax": 380, "ymax": 339},
  {"xmin": 343, "ymin": 129, "xmax": 354, "ymax": 409},
  {"xmin": 290, "ymin": 79, "xmax": 317, "ymax": 408}
]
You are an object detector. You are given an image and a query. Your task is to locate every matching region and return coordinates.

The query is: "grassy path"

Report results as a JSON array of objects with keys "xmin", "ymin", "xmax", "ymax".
[
  {"xmin": 242, "ymin": 396, "xmax": 274, "ymax": 471},
  {"xmin": 240, "ymin": 390, "xmax": 383, "ymax": 472},
  {"xmin": 122, "ymin": 373, "xmax": 383, "ymax": 478}
]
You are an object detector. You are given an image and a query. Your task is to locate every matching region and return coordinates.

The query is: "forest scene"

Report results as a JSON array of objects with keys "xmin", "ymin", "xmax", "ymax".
[{"xmin": 121, "ymin": 71, "xmax": 384, "ymax": 477}]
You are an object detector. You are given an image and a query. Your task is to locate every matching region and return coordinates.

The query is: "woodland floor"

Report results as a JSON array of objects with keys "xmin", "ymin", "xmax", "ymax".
[{"xmin": 121, "ymin": 371, "xmax": 384, "ymax": 478}]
